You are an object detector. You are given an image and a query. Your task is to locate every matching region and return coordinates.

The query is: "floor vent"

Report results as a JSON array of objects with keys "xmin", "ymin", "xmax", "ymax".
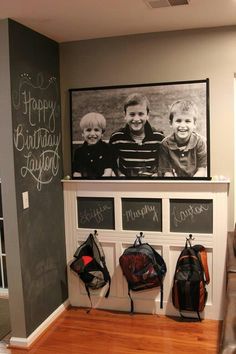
[{"xmin": 144, "ymin": 0, "xmax": 190, "ymax": 9}]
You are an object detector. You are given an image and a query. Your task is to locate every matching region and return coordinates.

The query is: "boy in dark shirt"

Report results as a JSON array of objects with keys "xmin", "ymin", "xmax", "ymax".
[{"xmin": 73, "ymin": 112, "xmax": 114, "ymax": 178}]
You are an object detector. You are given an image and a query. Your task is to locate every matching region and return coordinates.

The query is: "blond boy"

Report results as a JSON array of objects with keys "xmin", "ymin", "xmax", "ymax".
[{"xmin": 159, "ymin": 100, "xmax": 207, "ymax": 177}]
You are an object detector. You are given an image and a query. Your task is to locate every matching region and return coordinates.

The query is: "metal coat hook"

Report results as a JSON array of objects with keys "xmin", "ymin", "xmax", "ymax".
[
  {"xmin": 136, "ymin": 231, "xmax": 145, "ymax": 244},
  {"xmin": 186, "ymin": 233, "xmax": 195, "ymax": 246}
]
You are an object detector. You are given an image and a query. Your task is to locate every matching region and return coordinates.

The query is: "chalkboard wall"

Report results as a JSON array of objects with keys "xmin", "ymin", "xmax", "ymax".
[{"xmin": 9, "ymin": 20, "xmax": 67, "ymax": 336}]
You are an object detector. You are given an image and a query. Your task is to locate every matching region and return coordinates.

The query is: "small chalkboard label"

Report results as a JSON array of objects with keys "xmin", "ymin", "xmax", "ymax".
[
  {"xmin": 122, "ymin": 198, "xmax": 162, "ymax": 231},
  {"xmin": 170, "ymin": 199, "xmax": 213, "ymax": 233},
  {"xmin": 77, "ymin": 197, "xmax": 115, "ymax": 230}
]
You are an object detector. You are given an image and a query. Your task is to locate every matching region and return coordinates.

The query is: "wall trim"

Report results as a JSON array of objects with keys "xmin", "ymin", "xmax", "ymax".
[
  {"xmin": 0, "ymin": 288, "xmax": 9, "ymax": 298},
  {"xmin": 9, "ymin": 299, "xmax": 70, "ymax": 348}
]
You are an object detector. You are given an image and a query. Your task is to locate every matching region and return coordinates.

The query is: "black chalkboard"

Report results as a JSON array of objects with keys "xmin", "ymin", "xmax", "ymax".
[
  {"xmin": 170, "ymin": 199, "xmax": 213, "ymax": 233},
  {"xmin": 77, "ymin": 197, "xmax": 115, "ymax": 229},
  {"xmin": 122, "ymin": 198, "xmax": 162, "ymax": 231},
  {"xmin": 9, "ymin": 20, "xmax": 67, "ymax": 335}
]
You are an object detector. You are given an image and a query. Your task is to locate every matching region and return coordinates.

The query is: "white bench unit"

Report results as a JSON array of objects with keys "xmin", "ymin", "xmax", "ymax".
[{"xmin": 63, "ymin": 179, "xmax": 229, "ymax": 320}]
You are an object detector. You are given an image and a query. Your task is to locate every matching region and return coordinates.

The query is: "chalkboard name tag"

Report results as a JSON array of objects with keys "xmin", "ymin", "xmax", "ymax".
[
  {"xmin": 170, "ymin": 199, "xmax": 213, "ymax": 233},
  {"xmin": 77, "ymin": 197, "xmax": 115, "ymax": 230},
  {"xmin": 122, "ymin": 198, "xmax": 162, "ymax": 232}
]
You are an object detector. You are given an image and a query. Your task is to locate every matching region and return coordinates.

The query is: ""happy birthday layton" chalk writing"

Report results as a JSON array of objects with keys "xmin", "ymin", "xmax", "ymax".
[{"xmin": 13, "ymin": 74, "xmax": 60, "ymax": 191}]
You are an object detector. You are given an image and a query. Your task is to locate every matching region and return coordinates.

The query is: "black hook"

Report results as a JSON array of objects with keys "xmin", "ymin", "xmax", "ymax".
[
  {"xmin": 186, "ymin": 234, "xmax": 195, "ymax": 247},
  {"xmin": 136, "ymin": 232, "xmax": 145, "ymax": 245}
]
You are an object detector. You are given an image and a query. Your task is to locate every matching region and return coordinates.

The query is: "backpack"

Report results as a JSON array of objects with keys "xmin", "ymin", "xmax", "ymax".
[
  {"xmin": 70, "ymin": 230, "xmax": 111, "ymax": 309},
  {"xmin": 119, "ymin": 233, "xmax": 167, "ymax": 313},
  {"xmin": 172, "ymin": 235, "xmax": 210, "ymax": 321}
]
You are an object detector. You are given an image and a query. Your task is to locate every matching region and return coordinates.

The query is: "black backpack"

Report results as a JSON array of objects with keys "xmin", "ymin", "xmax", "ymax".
[
  {"xmin": 172, "ymin": 235, "xmax": 210, "ymax": 321},
  {"xmin": 119, "ymin": 233, "xmax": 167, "ymax": 313},
  {"xmin": 70, "ymin": 230, "xmax": 111, "ymax": 309}
]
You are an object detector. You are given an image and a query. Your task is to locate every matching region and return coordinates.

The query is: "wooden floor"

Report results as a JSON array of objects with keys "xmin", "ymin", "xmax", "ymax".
[{"xmin": 1, "ymin": 307, "xmax": 222, "ymax": 354}]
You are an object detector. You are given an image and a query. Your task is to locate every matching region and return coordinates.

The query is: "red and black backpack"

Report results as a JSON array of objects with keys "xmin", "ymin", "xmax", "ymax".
[
  {"xmin": 70, "ymin": 230, "xmax": 111, "ymax": 309},
  {"xmin": 172, "ymin": 235, "xmax": 210, "ymax": 321},
  {"xmin": 119, "ymin": 233, "xmax": 167, "ymax": 313}
]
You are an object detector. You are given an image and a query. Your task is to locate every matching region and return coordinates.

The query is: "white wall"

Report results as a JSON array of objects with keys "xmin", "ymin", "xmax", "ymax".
[{"xmin": 60, "ymin": 26, "xmax": 236, "ymax": 230}]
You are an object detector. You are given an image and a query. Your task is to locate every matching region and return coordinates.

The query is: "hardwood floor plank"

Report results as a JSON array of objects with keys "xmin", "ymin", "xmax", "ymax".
[{"xmin": 4, "ymin": 307, "xmax": 221, "ymax": 354}]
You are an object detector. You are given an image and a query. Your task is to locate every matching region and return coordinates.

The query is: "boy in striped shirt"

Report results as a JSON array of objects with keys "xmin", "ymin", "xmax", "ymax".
[
  {"xmin": 109, "ymin": 93, "xmax": 164, "ymax": 177},
  {"xmin": 159, "ymin": 100, "xmax": 207, "ymax": 177}
]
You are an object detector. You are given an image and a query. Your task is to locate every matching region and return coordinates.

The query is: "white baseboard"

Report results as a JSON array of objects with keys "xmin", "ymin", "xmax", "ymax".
[
  {"xmin": 9, "ymin": 299, "xmax": 70, "ymax": 348},
  {"xmin": 0, "ymin": 288, "xmax": 9, "ymax": 298}
]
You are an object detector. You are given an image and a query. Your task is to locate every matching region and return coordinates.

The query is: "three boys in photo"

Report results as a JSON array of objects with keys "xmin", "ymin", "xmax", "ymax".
[{"xmin": 73, "ymin": 93, "xmax": 207, "ymax": 178}]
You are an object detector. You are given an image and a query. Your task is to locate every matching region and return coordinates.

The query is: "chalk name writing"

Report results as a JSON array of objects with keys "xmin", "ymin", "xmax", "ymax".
[
  {"xmin": 79, "ymin": 204, "xmax": 111, "ymax": 224},
  {"xmin": 22, "ymin": 90, "xmax": 56, "ymax": 132},
  {"xmin": 172, "ymin": 204, "xmax": 209, "ymax": 227},
  {"xmin": 21, "ymin": 150, "xmax": 60, "ymax": 191},
  {"xmin": 124, "ymin": 204, "xmax": 159, "ymax": 223}
]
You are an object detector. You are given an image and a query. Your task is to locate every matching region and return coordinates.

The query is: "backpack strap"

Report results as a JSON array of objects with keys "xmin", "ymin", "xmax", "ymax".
[
  {"xmin": 198, "ymin": 248, "xmax": 210, "ymax": 284},
  {"xmin": 128, "ymin": 285, "xmax": 134, "ymax": 313},
  {"xmin": 128, "ymin": 284, "xmax": 163, "ymax": 313},
  {"xmin": 179, "ymin": 310, "xmax": 202, "ymax": 322},
  {"xmin": 160, "ymin": 283, "xmax": 164, "ymax": 309},
  {"xmin": 101, "ymin": 259, "xmax": 111, "ymax": 298},
  {"xmin": 92, "ymin": 231, "xmax": 112, "ymax": 297},
  {"xmin": 193, "ymin": 245, "xmax": 210, "ymax": 284},
  {"xmin": 92, "ymin": 231, "xmax": 106, "ymax": 259},
  {"xmin": 85, "ymin": 285, "xmax": 93, "ymax": 313}
]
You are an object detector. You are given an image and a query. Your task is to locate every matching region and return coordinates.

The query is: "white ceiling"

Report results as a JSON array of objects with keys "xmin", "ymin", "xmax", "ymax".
[{"xmin": 1, "ymin": 0, "xmax": 236, "ymax": 43}]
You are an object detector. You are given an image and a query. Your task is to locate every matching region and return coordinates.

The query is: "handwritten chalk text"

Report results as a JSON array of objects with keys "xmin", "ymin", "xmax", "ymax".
[
  {"xmin": 22, "ymin": 90, "xmax": 56, "ymax": 131},
  {"xmin": 14, "ymin": 125, "xmax": 60, "ymax": 152},
  {"xmin": 172, "ymin": 204, "xmax": 209, "ymax": 227},
  {"xmin": 12, "ymin": 74, "xmax": 60, "ymax": 191},
  {"xmin": 21, "ymin": 149, "xmax": 60, "ymax": 191},
  {"xmin": 79, "ymin": 204, "xmax": 111, "ymax": 224},
  {"xmin": 124, "ymin": 204, "xmax": 159, "ymax": 223}
]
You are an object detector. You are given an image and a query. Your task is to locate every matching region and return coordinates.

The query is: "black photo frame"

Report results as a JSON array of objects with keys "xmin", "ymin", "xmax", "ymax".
[{"xmin": 70, "ymin": 79, "xmax": 210, "ymax": 180}]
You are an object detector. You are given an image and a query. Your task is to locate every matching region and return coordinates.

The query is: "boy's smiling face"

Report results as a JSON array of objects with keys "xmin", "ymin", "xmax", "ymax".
[
  {"xmin": 125, "ymin": 103, "xmax": 149, "ymax": 135},
  {"xmin": 82, "ymin": 125, "xmax": 103, "ymax": 145},
  {"xmin": 171, "ymin": 114, "xmax": 196, "ymax": 144}
]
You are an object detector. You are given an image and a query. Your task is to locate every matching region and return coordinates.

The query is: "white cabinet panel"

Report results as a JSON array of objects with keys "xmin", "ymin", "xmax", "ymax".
[{"xmin": 63, "ymin": 180, "xmax": 229, "ymax": 320}]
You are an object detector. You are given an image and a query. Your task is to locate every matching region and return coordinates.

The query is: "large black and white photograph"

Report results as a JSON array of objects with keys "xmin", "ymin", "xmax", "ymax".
[{"xmin": 70, "ymin": 79, "xmax": 210, "ymax": 180}]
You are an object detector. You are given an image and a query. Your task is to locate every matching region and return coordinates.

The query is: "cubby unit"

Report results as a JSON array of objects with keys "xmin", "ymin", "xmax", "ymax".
[{"xmin": 63, "ymin": 179, "xmax": 229, "ymax": 320}]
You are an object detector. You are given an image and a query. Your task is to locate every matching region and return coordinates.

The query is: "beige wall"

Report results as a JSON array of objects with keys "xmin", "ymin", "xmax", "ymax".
[{"xmin": 60, "ymin": 26, "xmax": 236, "ymax": 230}]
